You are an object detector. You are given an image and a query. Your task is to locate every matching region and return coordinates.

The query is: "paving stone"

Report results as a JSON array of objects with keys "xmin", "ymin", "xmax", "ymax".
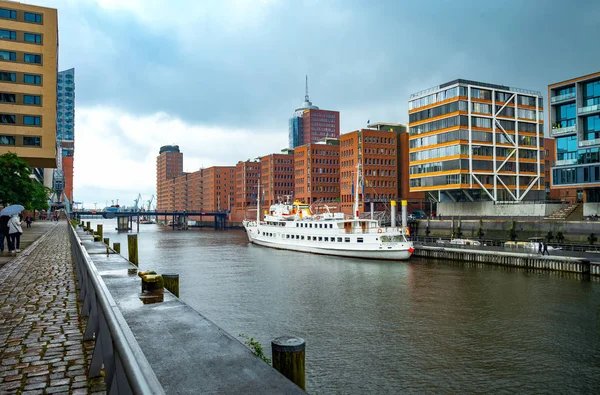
[{"xmin": 0, "ymin": 224, "xmax": 106, "ymax": 394}]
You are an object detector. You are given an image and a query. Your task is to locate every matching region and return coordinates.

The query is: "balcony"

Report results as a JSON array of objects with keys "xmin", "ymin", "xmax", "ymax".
[
  {"xmin": 550, "ymin": 92, "xmax": 576, "ymax": 104},
  {"xmin": 554, "ymin": 158, "xmax": 578, "ymax": 167},
  {"xmin": 578, "ymin": 137, "xmax": 600, "ymax": 148},
  {"xmin": 551, "ymin": 125, "xmax": 577, "ymax": 137},
  {"xmin": 578, "ymin": 103, "xmax": 600, "ymax": 115}
]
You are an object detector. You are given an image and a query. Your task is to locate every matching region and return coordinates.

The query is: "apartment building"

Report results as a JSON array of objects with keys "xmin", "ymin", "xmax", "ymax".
[
  {"xmin": 549, "ymin": 71, "xmax": 600, "ymax": 211},
  {"xmin": 0, "ymin": 1, "xmax": 58, "ymax": 170},
  {"xmin": 201, "ymin": 166, "xmax": 236, "ymax": 212},
  {"xmin": 340, "ymin": 129, "xmax": 399, "ymax": 216},
  {"xmin": 294, "ymin": 139, "xmax": 340, "ymax": 205},
  {"xmin": 156, "ymin": 145, "xmax": 183, "ymax": 212},
  {"xmin": 408, "ymin": 79, "xmax": 545, "ymax": 204},
  {"xmin": 260, "ymin": 151, "xmax": 294, "ymax": 206}
]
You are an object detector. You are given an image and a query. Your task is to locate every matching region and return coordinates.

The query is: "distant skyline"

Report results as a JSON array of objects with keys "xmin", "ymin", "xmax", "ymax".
[{"xmin": 29, "ymin": 0, "xmax": 600, "ymax": 208}]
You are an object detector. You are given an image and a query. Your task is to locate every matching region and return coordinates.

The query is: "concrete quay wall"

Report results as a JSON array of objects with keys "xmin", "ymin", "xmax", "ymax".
[
  {"xmin": 438, "ymin": 201, "xmax": 561, "ymax": 218},
  {"xmin": 414, "ymin": 218, "xmax": 600, "ymax": 244}
]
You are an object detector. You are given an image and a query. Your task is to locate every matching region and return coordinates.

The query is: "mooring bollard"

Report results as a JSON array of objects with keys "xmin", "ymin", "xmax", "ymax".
[
  {"xmin": 271, "ymin": 336, "xmax": 306, "ymax": 390},
  {"xmin": 103, "ymin": 237, "xmax": 109, "ymax": 246},
  {"xmin": 162, "ymin": 273, "xmax": 179, "ymax": 297},
  {"xmin": 113, "ymin": 242, "xmax": 121, "ymax": 254},
  {"xmin": 86, "ymin": 221, "xmax": 91, "ymax": 232},
  {"xmin": 128, "ymin": 234, "xmax": 139, "ymax": 267},
  {"xmin": 97, "ymin": 224, "xmax": 103, "ymax": 240}
]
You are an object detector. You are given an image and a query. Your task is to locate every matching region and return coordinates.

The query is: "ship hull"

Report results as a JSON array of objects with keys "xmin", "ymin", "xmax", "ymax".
[{"xmin": 243, "ymin": 221, "xmax": 413, "ymax": 261}]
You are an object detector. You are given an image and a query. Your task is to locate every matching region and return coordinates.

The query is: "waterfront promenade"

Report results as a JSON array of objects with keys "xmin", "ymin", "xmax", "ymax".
[{"xmin": 0, "ymin": 222, "xmax": 106, "ymax": 394}]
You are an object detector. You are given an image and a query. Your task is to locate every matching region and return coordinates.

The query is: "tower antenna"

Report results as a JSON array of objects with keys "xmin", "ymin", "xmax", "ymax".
[{"xmin": 305, "ymin": 75, "xmax": 309, "ymax": 102}]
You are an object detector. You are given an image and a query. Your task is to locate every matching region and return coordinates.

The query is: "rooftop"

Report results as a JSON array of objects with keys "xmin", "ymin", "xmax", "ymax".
[{"xmin": 410, "ymin": 78, "xmax": 542, "ymax": 100}]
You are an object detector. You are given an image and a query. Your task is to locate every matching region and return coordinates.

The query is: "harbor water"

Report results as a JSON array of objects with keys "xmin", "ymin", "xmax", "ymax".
[{"xmin": 86, "ymin": 219, "xmax": 600, "ymax": 393}]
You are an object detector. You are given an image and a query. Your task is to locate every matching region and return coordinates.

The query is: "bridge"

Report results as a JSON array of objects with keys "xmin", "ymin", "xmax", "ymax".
[{"xmin": 72, "ymin": 210, "xmax": 230, "ymax": 230}]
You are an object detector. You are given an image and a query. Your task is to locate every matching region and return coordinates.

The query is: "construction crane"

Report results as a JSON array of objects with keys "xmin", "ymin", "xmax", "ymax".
[
  {"xmin": 147, "ymin": 195, "xmax": 155, "ymax": 211},
  {"xmin": 133, "ymin": 193, "xmax": 143, "ymax": 211}
]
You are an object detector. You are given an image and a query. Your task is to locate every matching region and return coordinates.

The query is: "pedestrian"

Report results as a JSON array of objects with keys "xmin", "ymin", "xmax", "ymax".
[
  {"xmin": 26, "ymin": 215, "xmax": 32, "ymax": 228},
  {"xmin": 538, "ymin": 240, "xmax": 543, "ymax": 254},
  {"xmin": 543, "ymin": 241, "xmax": 549, "ymax": 256},
  {"xmin": 8, "ymin": 214, "xmax": 23, "ymax": 253},
  {"xmin": 0, "ymin": 215, "xmax": 9, "ymax": 253}
]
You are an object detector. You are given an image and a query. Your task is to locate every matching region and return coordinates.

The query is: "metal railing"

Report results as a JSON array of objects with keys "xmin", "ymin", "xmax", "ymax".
[
  {"xmin": 69, "ymin": 225, "xmax": 165, "ymax": 394},
  {"xmin": 551, "ymin": 125, "xmax": 577, "ymax": 137},
  {"xmin": 550, "ymin": 92, "xmax": 576, "ymax": 103},
  {"xmin": 578, "ymin": 103, "xmax": 600, "ymax": 114}
]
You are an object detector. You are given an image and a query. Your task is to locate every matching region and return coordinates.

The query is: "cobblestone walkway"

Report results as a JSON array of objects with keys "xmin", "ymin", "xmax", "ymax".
[{"xmin": 0, "ymin": 223, "xmax": 106, "ymax": 394}]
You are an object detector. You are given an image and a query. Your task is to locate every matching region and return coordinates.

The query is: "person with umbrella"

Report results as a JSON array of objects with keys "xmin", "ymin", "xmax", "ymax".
[
  {"xmin": 1, "ymin": 205, "xmax": 24, "ymax": 254},
  {"xmin": 0, "ymin": 214, "xmax": 9, "ymax": 254}
]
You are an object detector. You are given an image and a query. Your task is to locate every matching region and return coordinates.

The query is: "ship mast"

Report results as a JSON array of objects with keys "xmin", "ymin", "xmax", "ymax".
[
  {"xmin": 353, "ymin": 163, "xmax": 360, "ymax": 219},
  {"xmin": 257, "ymin": 180, "xmax": 260, "ymax": 223}
]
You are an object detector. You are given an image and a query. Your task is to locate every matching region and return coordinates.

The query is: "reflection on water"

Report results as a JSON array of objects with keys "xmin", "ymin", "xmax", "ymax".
[{"xmin": 86, "ymin": 219, "xmax": 600, "ymax": 394}]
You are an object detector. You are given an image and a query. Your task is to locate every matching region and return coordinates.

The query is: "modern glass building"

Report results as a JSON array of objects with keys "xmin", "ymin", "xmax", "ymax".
[
  {"xmin": 408, "ymin": 79, "xmax": 545, "ymax": 203},
  {"xmin": 52, "ymin": 67, "xmax": 75, "ymax": 206},
  {"xmin": 289, "ymin": 76, "xmax": 318, "ymax": 148},
  {"xmin": 550, "ymin": 71, "xmax": 600, "ymax": 209}
]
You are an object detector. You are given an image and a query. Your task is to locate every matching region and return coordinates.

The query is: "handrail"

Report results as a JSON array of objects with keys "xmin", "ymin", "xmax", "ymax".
[{"xmin": 69, "ymin": 224, "xmax": 165, "ymax": 394}]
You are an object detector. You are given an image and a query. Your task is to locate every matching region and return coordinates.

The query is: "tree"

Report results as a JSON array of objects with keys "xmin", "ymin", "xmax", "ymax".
[
  {"xmin": 28, "ymin": 183, "xmax": 51, "ymax": 212},
  {"xmin": 0, "ymin": 152, "xmax": 36, "ymax": 207}
]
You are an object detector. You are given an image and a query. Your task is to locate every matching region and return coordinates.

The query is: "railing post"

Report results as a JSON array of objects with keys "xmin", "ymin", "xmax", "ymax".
[
  {"xmin": 113, "ymin": 242, "xmax": 121, "ymax": 254},
  {"xmin": 97, "ymin": 224, "xmax": 103, "ymax": 239}
]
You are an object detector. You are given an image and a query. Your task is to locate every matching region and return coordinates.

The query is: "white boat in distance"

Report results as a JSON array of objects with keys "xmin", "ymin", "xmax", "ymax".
[{"xmin": 242, "ymin": 165, "xmax": 414, "ymax": 260}]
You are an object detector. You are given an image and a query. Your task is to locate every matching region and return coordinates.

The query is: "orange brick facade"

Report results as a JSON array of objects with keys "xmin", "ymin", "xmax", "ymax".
[
  {"xmin": 62, "ymin": 155, "xmax": 74, "ymax": 204},
  {"xmin": 231, "ymin": 160, "xmax": 261, "ymax": 222},
  {"xmin": 201, "ymin": 166, "xmax": 236, "ymax": 212},
  {"xmin": 261, "ymin": 153, "xmax": 294, "ymax": 206},
  {"xmin": 340, "ymin": 129, "xmax": 400, "ymax": 216},
  {"xmin": 156, "ymin": 146, "xmax": 183, "ymax": 212},
  {"xmin": 302, "ymin": 109, "xmax": 340, "ymax": 145},
  {"xmin": 294, "ymin": 141, "xmax": 340, "ymax": 206}
]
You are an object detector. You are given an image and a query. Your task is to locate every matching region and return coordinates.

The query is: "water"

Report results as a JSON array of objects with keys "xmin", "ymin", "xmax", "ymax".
[{"xmin": 87, "ymin": 219, "xmax": 600, "ymax": 393}]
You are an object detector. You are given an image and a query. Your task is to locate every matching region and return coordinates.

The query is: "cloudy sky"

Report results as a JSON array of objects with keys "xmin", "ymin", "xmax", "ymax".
[{"xmin": 32, "ymin": 0, "xmax": 600, "ymax": 209}]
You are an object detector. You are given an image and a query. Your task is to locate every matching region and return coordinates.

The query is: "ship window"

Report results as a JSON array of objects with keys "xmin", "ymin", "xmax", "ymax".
[
  {"xmin": 296, "ymin": 223, "xmax": 298, "ymax": 227},
  {"xmin": 318, "ymin": 237, "xmax": 323, "ymax": 241},
  {"xmin": 357, "ymin": 237, "xmax": 364, "ymax": 243},
  {"xmin": 309, "ymin": 224, "xmax": 312, "ymax": 228},
  {"xmin": 331, "ymin": 238, "xmax": 335, "ymax": 243},
  {"xmin": 345, "ymin": 237, "xmax": 350, "ymax": 242},
  {"xmin": 337, "ymin": 237, "xmax": 342, "ymax": 242},
  {"xmin": 324, "ymin": 237, "xmax": 328, "ymax": 241},
  {"xmin": 329, "ymin": 224, "xmax": 333, "ymax": 228},
  {"xmin": 286, "ymin": 234, "xmax": 290, "ymax": 238},
  {"xmin": 301, "ymin": 236, "xmax": 304, "ymax": 240}
]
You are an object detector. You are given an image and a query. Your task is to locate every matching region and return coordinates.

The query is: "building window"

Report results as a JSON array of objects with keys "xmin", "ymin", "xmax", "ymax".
[
  {"xmin": 0, "ymin": 30, "xmax": 16, "ymax": 40},
  {"xmin": 24, "ymin": 33, "xmax": 42, "ymax": 44},
  {"xmin": 23, "ymin": 95, "xmax": 41, "ymax": 105},
  {"xmin": 0, "ymin": 51, "xmax": 16, "ymax": 61},
  {"xmin": 0, "ymin": 114, "xmax": 15, "ymax": 124},
  {"xmin": 24, "ymin": 54, "xmax": 42, "ymax": 64},
  {"xmin": 0, "ymin": 134, "xmax": 15, "ymax": 145},
  {"xmin": 0, "ymin": 93, "xmax": 15, "ymax": 103},
  {"xmin": 0, "ymin": 71, "xmax": 15, "ymax": 82},
  {"xmin": 23, "ymin": 116, "xmax": 41, "ymax": 126},
  {"xmin": 24, "ymin": 12, "xmax": 42, "ymax": 23},
  {"xmin": 23, "ymin": 136, "xmax": 41, "ymax": 146},
  {"xmin": 0, "ymin": 8, "xmax": 16, "ymax": 20},
  {"xmin": 23, "ymin": 74, "xmax": 41, "ymax": 84}
]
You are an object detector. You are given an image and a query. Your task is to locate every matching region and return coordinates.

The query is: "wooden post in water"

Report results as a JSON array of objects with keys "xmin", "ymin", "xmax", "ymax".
[
  {"xmin": 162, "ymin": 273, "xmax": 179, "ymax": 297},
  {"xmin": 271, "ymin": 336, "xmax": 306, "ymax": 390},
  {"xmin": 113, "ymin": 242, "xmax": 121, "ymax": 254},
  {"xmin": 86, "ymin": 221, "xmax": 91, "ymax": 232},
  {"xmin": 97, "ymin": 224, "xmax": 103, "ymax": 240},
  {"xmin": 128, "ymin": 234, "xmax": 139, "ymax": 267}
]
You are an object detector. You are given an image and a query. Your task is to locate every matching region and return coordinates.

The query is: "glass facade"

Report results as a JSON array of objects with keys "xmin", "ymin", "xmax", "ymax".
[
  {"xmin": 56, "ymin": 68, "xmax": 74, "ymax": 142},
  {"xmin": 551, "ymin": 75, "xmax": 600, "ymax": 189},
  {"xmin": 288, "ymin": 116, "xmax": 302, "ymax": 149}
]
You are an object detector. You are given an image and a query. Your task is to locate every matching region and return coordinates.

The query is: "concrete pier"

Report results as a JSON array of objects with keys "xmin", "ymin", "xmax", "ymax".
[{"xmin": 413, "ymin": 245, "xmax": 598, "ymax": 275}]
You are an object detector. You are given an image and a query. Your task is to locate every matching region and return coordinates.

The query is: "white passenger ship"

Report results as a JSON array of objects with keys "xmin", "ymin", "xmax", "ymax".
[{"xmin": 242, "ymin": 167, "xmax": 414, "ymax": 260}]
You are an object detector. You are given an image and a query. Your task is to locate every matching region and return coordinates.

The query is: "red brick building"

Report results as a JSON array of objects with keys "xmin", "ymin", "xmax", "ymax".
[
  {"xmin": 156, "ymin": 145, "xmax": 183, "ymax": 212},
  {"xmin": 294, "ymin": 139, "xmax": 340, "ymax": 206},
  {"xmin": 261, "ymin": 151, "xmax": 295, "ymax": 206},
  {"xmin": 340, "ymin": 129, "xmax": 402, "ymax": 217},
  {"xmin": 302, "ymin": 109, "xmax": 340, "ymax": 145},
  {"xmin": 231, "ymin": 160, "xmax": 261, "ymax": 222},
  {"xmin": 201, "ymin": 166, "xmax": 236, "ymax": 212}
]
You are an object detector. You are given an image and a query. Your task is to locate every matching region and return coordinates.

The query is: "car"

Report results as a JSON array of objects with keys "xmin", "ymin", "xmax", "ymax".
[
  {"xmin": 412, "ymin": 210, "xmax": 427, "ymax": 219},
  {"xmin": 407, "ymin": 214, "xmax": 416, "ymax": 220}
]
